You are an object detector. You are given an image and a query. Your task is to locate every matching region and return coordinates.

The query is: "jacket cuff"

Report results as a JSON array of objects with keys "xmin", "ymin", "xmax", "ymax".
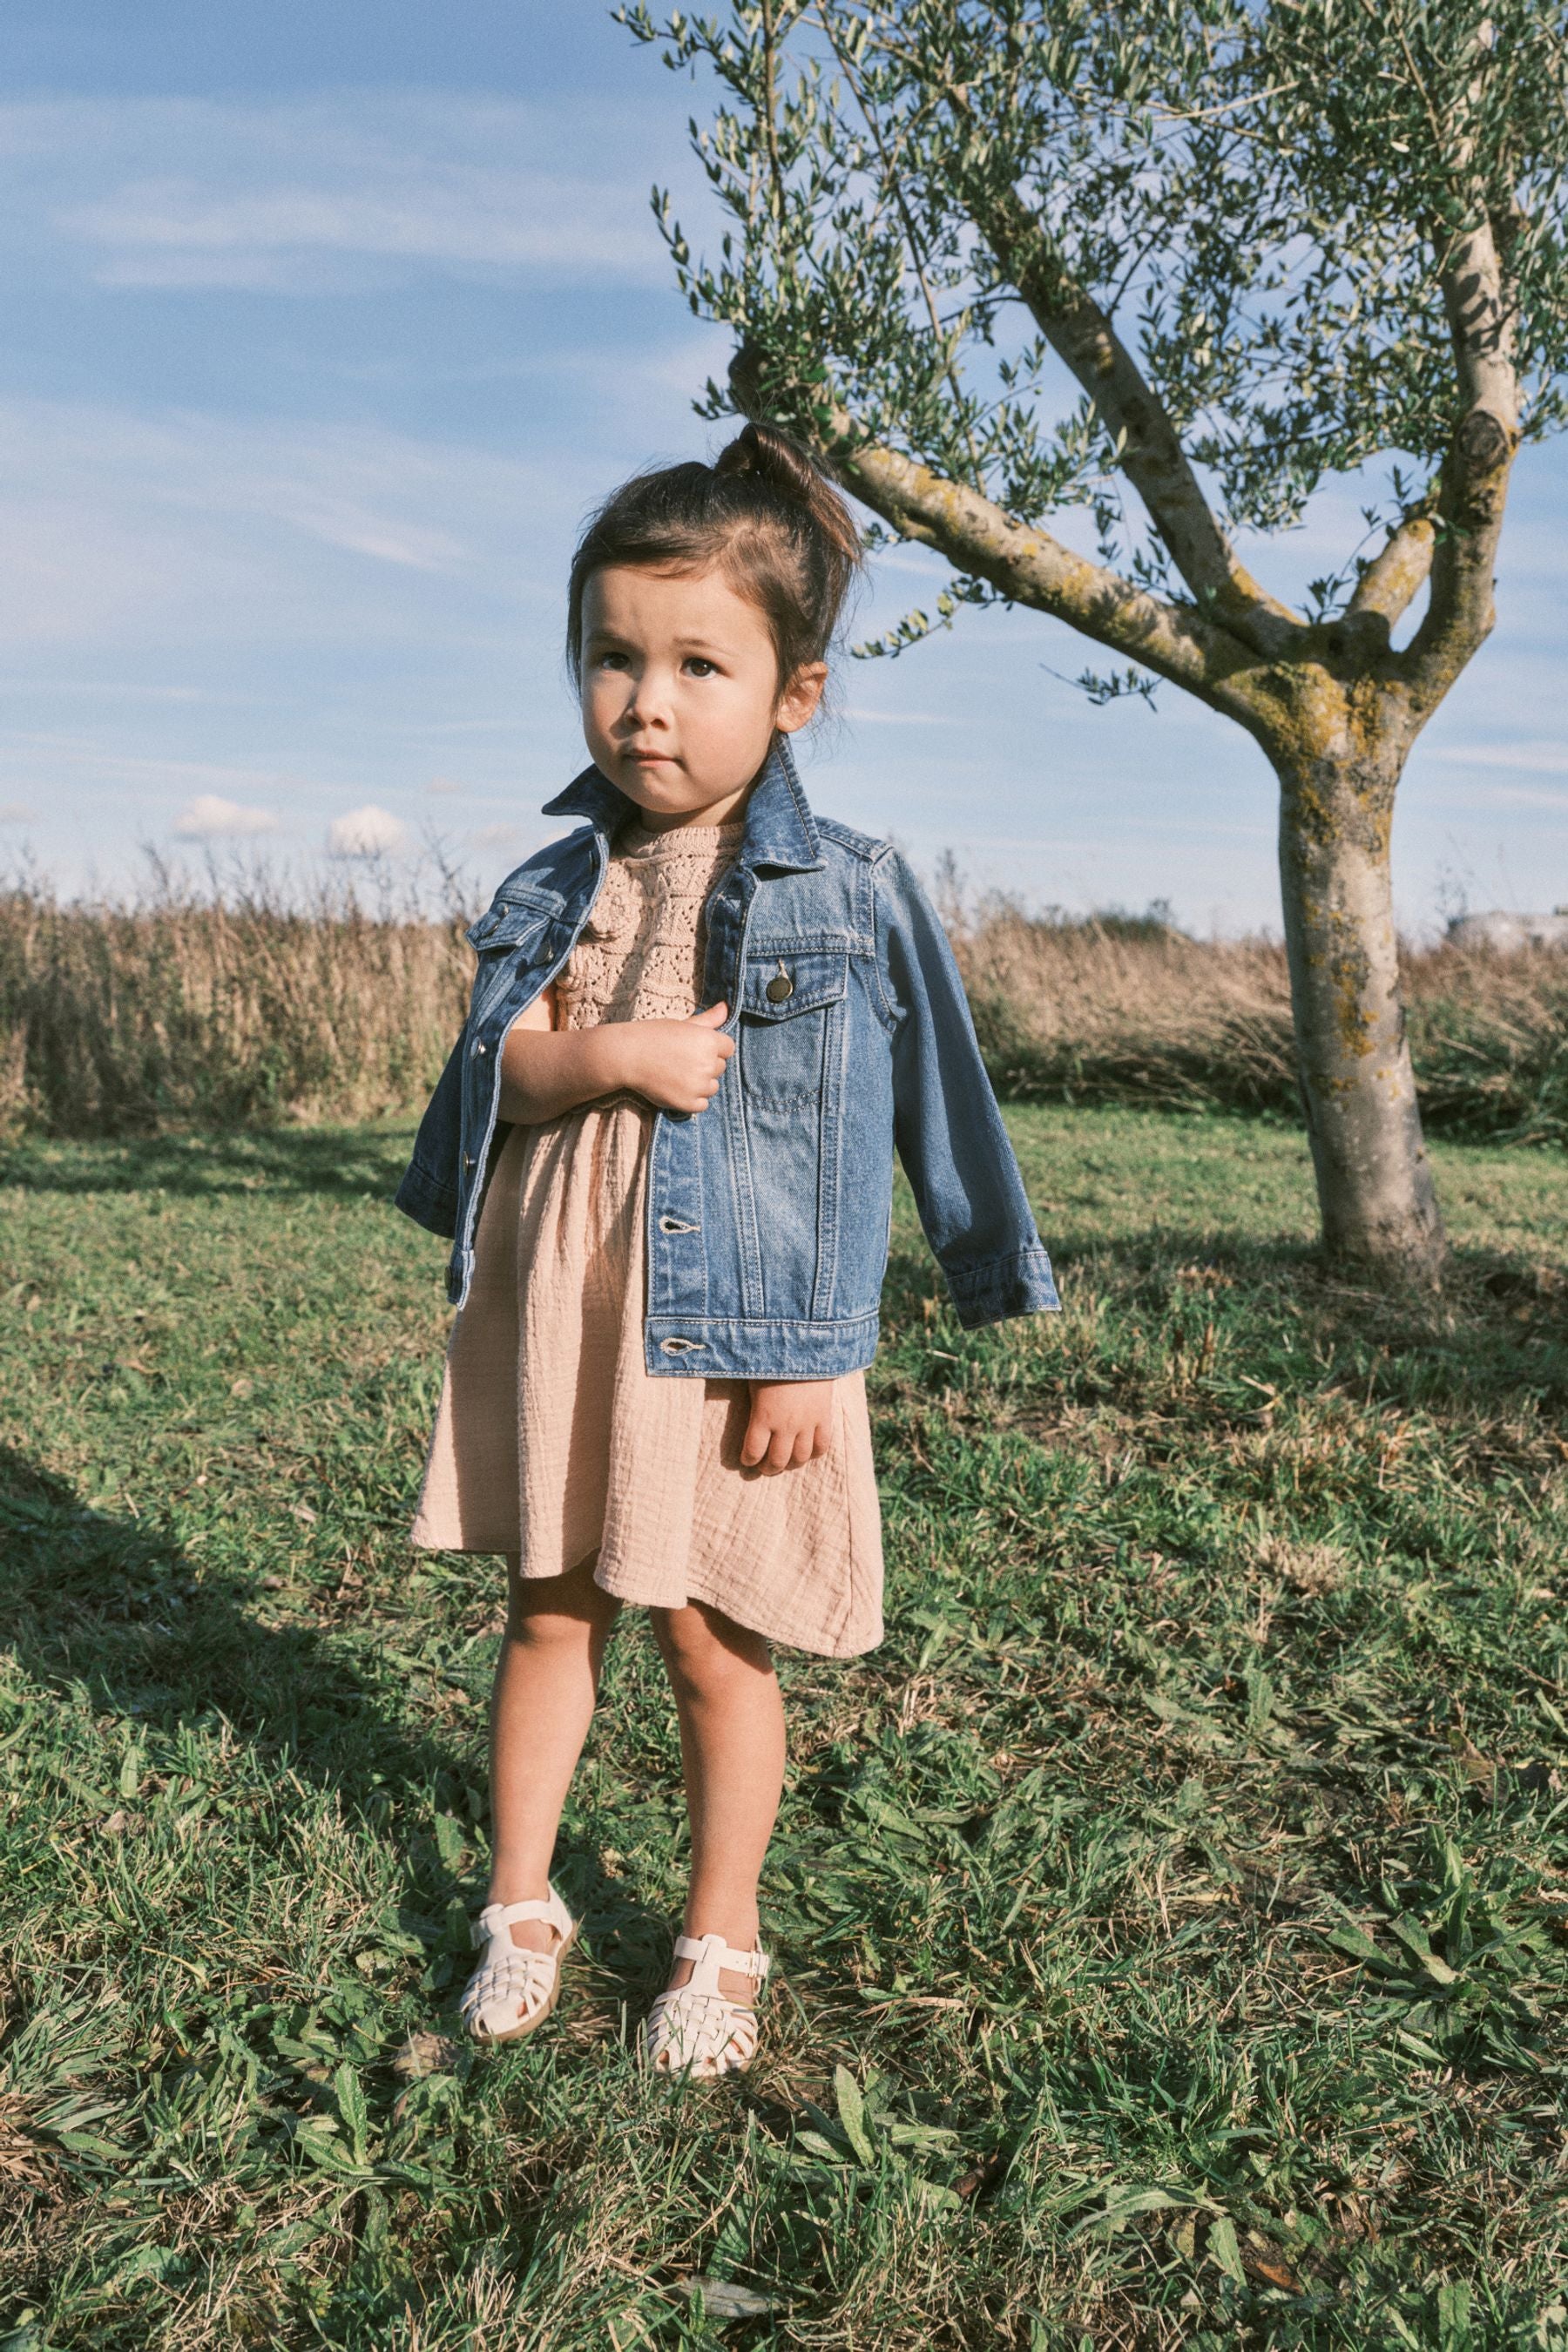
[
  {"xmin": 945, "ymin": 1245, "xmax": 1060, "ymax": 1329},
  {"xmin": 394, "ymin": 1159, "xmax": 459, "ymax": 1241}
]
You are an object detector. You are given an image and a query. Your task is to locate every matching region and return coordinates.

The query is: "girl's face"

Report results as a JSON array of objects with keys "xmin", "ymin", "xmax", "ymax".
[{"xmin": 578, "ymin": 562, "xmax": 824, "ymax": 828}]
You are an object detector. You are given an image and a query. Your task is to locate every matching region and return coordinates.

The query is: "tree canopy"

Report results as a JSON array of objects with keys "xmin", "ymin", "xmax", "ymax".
[{"xmin": 622, "ymin": 0, "xmax": 1568, "ymax": 722}]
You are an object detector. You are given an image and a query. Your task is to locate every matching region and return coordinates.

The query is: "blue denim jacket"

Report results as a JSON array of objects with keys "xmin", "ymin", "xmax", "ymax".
[{"xmin": 395, "ymin": 737, "xmax": 1058, "ymax": 1375}]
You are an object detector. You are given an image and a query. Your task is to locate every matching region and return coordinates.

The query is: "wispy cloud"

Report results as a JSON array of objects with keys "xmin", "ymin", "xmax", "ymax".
[
  {"xmin": 1427, "ymin": 740, "xmax": 1568, "ymax": 774},
  {"xmin": 847, "ymin": 706, "xmax": 956, "ymax": 726},
  {"xmin": 0, "ymin": 801, "xmax": 37, "ymax": 824},
  {"xmin": 472, "ymin": 821, "xmax": 533, "ymax": 852},
  {"xmin": 0, "ymin": 396, "xmax": 575, "ymax": 646},
  {"xmin": 0, "ymin": 96, "xmax": 670, "ymax": 294}
]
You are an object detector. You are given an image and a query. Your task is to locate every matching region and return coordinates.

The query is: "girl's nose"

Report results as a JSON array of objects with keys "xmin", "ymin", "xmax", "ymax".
[{"xmin": 624, "ymin": 673, "xmax": 672, "ymax": 727}]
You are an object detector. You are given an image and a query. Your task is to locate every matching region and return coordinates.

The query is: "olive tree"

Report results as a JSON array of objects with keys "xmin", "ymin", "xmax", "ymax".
[{"xmin": 620, "ymin": 0, "xmax": 1568, "ymax": 1281}]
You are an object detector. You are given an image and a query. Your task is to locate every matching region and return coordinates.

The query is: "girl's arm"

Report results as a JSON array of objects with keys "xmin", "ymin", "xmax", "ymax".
[
  {"xmin": 873, "ymin": 849, "xmax": 1058, "ymax": 1328},
  {"xmin": 498, "ymin": 990, "xmax": 736, "ymax": 1125}
]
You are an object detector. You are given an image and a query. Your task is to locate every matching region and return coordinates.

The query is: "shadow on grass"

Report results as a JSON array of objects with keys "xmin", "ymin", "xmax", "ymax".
[
  {"xmin": 0, "ymin": 1125, "xmax": 418, "ymax": 1203},
  {"xmin": 880, "ymin": 1227, "xmax": 1568, "ymax": 1420},
  {"xmin": 0, "ymin": 1444, "xmax": 660, "ymax": 1976}
]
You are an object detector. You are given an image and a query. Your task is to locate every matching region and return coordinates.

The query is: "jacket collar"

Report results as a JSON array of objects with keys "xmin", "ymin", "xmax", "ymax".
[{"xmin": 541, "ymin": 733, "xmax": 823, "ymax": 873}]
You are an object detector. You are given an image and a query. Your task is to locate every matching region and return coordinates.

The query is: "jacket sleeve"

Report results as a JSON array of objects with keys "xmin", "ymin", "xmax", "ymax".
[
  {"xmin": 873, "ymin": 849, "xmax": 1058, "ymax": 1328},
  {"xmin": 393, "ymin": 1030, "xmax": 464, "ymax": 1240}
]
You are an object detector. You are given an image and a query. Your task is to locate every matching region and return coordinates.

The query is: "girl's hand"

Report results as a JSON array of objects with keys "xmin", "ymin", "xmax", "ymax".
[
  {"xmin": 740, "ymin": 1380, "xmax": 834, "ymax": 1473},
  {"xmin": 615, "ymin": 1002, "xmax": 735, "ymax": 1115}
]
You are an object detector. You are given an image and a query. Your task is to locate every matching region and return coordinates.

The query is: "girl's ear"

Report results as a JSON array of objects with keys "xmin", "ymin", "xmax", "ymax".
[{"xmin": 775, "ymin": 662, "xmax": 828, "ymax": 735}]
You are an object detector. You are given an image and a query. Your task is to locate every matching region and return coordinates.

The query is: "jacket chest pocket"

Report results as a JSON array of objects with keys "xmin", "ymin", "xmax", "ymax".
[
  {"xmin": 737, "ymin": 950, "xmax": 848, "ymax": 1106},
  {"xmin": 465, "ymin": 895, "xmax": 558, "ymax": 1023}
]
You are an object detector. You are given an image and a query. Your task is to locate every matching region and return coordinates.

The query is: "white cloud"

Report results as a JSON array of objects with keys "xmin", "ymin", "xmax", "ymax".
[
  {"xmin": 172, "ymin": 793, "xmax": 278, "ymax": 837},
  {"xmin": 0, "ymin": 801, "xmax": 36, "ymax": 822},
  {"xmin": 426, "ymin": 775, "xmax": 464, "ymax": 795},
  {"xmin": 1427, "ymin": 740, "xmax": 1568, "ymax": 774},
  {"xmin": 328, "ymin": 803, "xmax": 408, "ymax": 858}
]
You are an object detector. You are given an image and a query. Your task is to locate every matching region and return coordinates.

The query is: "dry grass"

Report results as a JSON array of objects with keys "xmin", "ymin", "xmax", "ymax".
[
  {"xmin": 0, "ymin": 875, "xmax": 470, "ymax": 1137},
  {"xmin": 949, "ymin": 894, "xmax": 1568, "ymax": 1145},
  {"xmin": 3, "ymin": 868, "xmax": 1565, "ymax": 1144}
]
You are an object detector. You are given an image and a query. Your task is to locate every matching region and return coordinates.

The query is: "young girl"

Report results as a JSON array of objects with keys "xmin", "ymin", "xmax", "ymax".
[{"xmin": 396, "ymin": 423, "xmax": 1058, "ymax": 2078}]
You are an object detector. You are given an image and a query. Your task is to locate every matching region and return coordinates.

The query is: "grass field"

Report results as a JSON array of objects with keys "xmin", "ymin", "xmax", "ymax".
[{"xmin": 2, "ymin": 1108, "xmax": 1566, "ymax": 2349}]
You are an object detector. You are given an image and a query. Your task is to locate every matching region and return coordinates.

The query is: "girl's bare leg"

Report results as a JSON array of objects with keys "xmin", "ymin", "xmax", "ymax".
[
  {"xmin": 487, "ymin": 1553, "xmax": 621, "ymax": 1957},
  {"xmin": 652, "ymin": 1599, "xmax": 787, "ymax": 2003}
]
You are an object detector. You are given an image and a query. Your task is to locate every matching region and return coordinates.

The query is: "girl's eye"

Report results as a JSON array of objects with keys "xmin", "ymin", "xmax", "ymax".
[
  {"xmin": 684, "ymin": 658, "xmax": 718, "ymax": 678},
  {"xmin": 597, "ymin": 650, "xmax": 631, "ymax": 672}
]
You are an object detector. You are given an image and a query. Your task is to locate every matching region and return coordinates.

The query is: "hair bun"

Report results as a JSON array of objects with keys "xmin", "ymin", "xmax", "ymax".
[
  {"xmin": 714, "ymin": 420, "xmax": 819, "ymax": 505},
  {"xmin": 713, "ymin": 422, "xmax": 862, "ymax": 570}
]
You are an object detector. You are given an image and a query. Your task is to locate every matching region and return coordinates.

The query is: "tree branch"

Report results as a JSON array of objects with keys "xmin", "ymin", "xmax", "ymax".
[
  {"xmin": 734, "ymin": 349, "xmax": 1266, "ymax": 714},
  {"xmin": 1398, "ymin": 208, "xmax": 1519, "ymax": 709},
  {"xmin": 1348, "ymin": 513, "xmax": 1435, "ymax": 626},
  {"xmin": 963, "ymin": 182, "xmax": 1306, "ymax": 661}
]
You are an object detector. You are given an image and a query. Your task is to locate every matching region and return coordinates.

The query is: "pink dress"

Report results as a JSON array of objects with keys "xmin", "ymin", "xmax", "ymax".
[{"xmin": 410, "ymin": 818, "xmax": 885, "ymax": 1657}]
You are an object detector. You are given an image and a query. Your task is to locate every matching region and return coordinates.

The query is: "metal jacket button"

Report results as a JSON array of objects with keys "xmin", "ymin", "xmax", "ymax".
[{"xmin": 765, "ymin": 962, "xmax": 794, "ymax": 1004}]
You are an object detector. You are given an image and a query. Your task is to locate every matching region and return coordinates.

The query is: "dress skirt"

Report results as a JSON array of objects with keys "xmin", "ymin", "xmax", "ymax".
[{"xmin": 410, "ymin": 1099, "xmax": 885, "ymax": 1657}]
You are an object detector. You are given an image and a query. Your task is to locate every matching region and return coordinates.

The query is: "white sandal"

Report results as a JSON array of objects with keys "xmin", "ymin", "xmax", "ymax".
[
  {"xmin": 641, "ymin": 1931, "xmax": 770, "ymax": 2079},
  {"xmin": 459, "ymin": 1885, "xmax": 577, "ymax": 2044}
]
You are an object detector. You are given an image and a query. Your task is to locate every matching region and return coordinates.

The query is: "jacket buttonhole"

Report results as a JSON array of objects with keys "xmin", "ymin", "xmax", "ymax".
[{"xmin": 659, "ymin": 1216, "xmax": 699, "ymax": 1234}]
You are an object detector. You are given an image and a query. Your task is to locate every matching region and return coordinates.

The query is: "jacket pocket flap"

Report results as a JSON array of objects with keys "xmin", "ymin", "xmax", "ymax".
[
  {"xmin": 465, "ymin": 895, "xmax": 557, "ymax": 951},
  {"xmin": 741, "ymin": 950, "xmax": 849, "ymax": 1020}
]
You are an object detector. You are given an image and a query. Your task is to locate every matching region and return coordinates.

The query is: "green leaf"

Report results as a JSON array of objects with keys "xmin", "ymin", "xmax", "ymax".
[
  {"xmin": 333, "ymin": 2061, "xmax": 369, "ymax": 2166},
  {"xmin": 1070, "ymin": 2185, "xmax": 1188, "ymax": 2236},
  {"xmin": 432, "ymin": 1813, "xmax": 466, "ymax": 1871},
  {"xmin": 1387, "ymin": 1917, "xmax": 1459, "ymax": 1985},
  {"xmin": 667, "ymin": 2277, "xmax": 782, "ymax": 2320},
  {"xmin": 1323, "ymin": 1923, "xmax": 1392, "ymax": 1969},
  {"xmin": 834, "ymin": 2065, "xmax": 876, "ymax": 2166},
  {"xmin": 1207, "ymin": 2213, "xmax": 1247, "ymax": 2285},
  {"xmin": 1436, "ymin": 2277, "xmax": 1472, "ymax": 2352},
  {"xmin": 115, "ymin": 2242, "xmax": 187, "ymax": 2288}
]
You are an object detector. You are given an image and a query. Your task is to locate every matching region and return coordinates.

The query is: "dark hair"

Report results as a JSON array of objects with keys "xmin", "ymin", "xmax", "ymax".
[{"xmin": 565, "ymin": 422, "xmax": 862, "ymax": 693}]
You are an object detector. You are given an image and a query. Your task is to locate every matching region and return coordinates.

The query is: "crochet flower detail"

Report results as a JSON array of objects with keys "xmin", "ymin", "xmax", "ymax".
[{"xmin": 558, "ymin": 823, "xmax": 740, "ymax": 1031}]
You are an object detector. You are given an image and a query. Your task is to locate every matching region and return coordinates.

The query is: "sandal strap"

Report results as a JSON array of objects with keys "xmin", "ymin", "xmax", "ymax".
[
  {"xmin": 671, "ymin": 1931, "xmax": 770, "ymax": 1993},
  {"xmin": 473, "ymin": 1884, "xmax": 575, "ymax": 1950}
]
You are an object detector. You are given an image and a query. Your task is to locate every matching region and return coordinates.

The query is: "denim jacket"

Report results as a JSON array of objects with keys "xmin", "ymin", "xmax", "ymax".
[{"xmin": 395, "ymin": 737, "xmax": 1058, "ymax": 1375}]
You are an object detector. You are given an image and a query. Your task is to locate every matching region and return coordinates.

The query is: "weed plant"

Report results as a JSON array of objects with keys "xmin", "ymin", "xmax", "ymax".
[{"xmin": 2, "ymin": 1110, "xmax": 1565, "ymax": 2346}]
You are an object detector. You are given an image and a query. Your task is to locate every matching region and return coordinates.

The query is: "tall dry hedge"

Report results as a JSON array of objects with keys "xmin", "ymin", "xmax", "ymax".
[
  {"xmin": 949, "ymin": 900, "xmax": 1568, "ymax": 1146},
  {"xmin": 2, "ymin": 878, "xmax": 1563, "ymax": 1144},
  {"xmin": 0, "ymin": 882, "xmax": 470, "ymax": 1137}
]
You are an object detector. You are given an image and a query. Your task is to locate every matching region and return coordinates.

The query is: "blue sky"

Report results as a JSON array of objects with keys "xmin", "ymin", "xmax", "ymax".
[{"xmin": 3, "ymin": 1, "xmax": 1565, "ymax": 933}]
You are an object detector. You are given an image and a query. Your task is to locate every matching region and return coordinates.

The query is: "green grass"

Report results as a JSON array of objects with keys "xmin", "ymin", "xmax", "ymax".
[{"xmin": 2, "ymin": 1108, "xmax": 1566, "ymax": 2349}]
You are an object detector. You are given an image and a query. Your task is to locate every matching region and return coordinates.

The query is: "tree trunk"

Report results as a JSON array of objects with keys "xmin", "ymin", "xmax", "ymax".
[{"xmin": 1274, "ymin": 742, "xmax": 1446, "ymax": 1281}]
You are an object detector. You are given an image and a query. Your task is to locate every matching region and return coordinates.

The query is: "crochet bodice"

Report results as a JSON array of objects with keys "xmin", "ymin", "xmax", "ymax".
[{"xmin": 555, "ymin": 819, "xmax": 742, "ymax": 1029}]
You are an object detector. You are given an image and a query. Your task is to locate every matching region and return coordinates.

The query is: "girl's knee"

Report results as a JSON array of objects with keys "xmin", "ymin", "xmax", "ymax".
[
  {"xmin": 504, "ymin": 1554, "xmax": 620, "ymax": 1646},
  {"xmin": 653, "ymin": 1599, "xmax": 772, "ymax": 1689}
]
